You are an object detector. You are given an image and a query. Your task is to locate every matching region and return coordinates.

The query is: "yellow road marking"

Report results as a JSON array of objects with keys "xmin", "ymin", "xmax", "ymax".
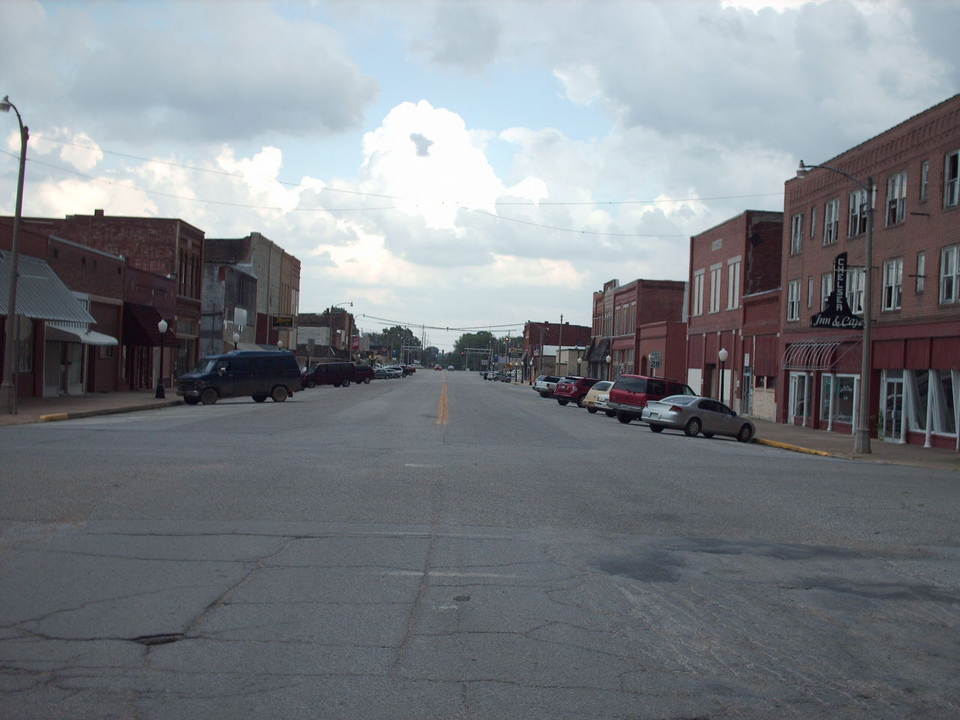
[{"xmin": 436, "ymin": 381, "xmax": 449, "ymax": 425}]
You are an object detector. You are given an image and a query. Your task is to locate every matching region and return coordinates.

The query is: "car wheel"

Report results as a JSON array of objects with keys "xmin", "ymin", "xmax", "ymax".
[
  {"xmin": 184, "ymin": 396, "xmax": 199, "ymax": 406},
  {"xmin": 557, "ymin": 399, "xmax": 568, "ymax": 406},
  {"xmin": 737, "ymin": 424, "xmax": 754, "ymax": 443},
  {"xmin": 649, "ymin": 424, "xmax": 664, "ymax": 433},
  {"xmin": 252, "ymin": 395, "xmax": 267, "ymax": 403},
  {"xmin": 333, "ymin": 382, "xmax": 341, "ymax": 387},
  {"xmin": 271, "ymin": 386, "xmax": 289, "ymax": 402},
  {"xmin": 306, "ymin": 380, "xmax": 316, "ymax": 388},
  {"xmin": 200, "ymin": 388, "xmax": 218, "ymax": 405},
  {"xmin": 587, "ymin": 407, "xmax": 597, "ymax": 414},
  {"xmin": 364, "ymin": 378, "xmax": 371, "ymax": 384},
  {"xmin": 684, "ymin": 418, "xmax": 701, "ymax": 437},
  {"xmin": 605, "ymin": 410, "xmax": 616, "ymax": 417},
  {"xmin": 539, "ymin": 392, "xmax": 550, "ymax": 398},
  {"xmin": 702, "ymin": 432, "xmax": 714, "ymax": 439},
  {"xmin": 576, "ymin": 398, "xmax": 585, "ymax": 408},
  {"xmin": 343, "ymin": 379, "xmax": 351, "ymax": 387},
  {"xmin": 617, "ymin": 413, "xmax": 631, "ymax": 424}
]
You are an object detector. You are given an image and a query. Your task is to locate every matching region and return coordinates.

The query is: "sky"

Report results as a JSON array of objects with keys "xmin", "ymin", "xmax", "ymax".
[{"xmin": 2, "ymin": 0, "xmax": 959, "ymax": 350}]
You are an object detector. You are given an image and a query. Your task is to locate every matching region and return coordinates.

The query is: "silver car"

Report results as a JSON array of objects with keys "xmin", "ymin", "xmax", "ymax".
[{"xmin": 640, "ymin": 395, "xmax": 755, "ymax": 443}]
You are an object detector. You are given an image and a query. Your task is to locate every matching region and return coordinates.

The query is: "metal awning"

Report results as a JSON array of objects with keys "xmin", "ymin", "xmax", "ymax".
[
  {"xmin": 0, "ymin": 251, "xmax": 95, "ymax": 323},
  {"xmin": 46, "ymin": 324, "xmax": 119, "ymax": 346},
  {"xmin": 783, "ymin": 340, "xmax": 842, "ymax": 371},
  {"xmin": 123, "ymin": 302, "xmax": 176, "ymax": 346},
  {"xmin": 587, "ymin": 337, "xmax": 610, "ymax": 363}
]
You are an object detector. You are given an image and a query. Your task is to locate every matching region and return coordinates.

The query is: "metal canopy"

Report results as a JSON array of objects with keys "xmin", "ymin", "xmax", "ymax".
[
  {"xmin": 0, "ymin": 252, "xmax": 95, "ymax": 323},
  {"xmin": 783, "ymin": 340, "xmax": 843, "ymax": 371},
  {"xmin": 45, "ymin": 324, "xmax": 119, "ymax": 346}
]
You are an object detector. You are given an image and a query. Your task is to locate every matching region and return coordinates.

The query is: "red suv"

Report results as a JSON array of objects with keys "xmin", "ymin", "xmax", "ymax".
[
  {"xmin": 607, "ymin": 375, "xmax": 696, "ymax": 424},
  {"xmin": 553, "ymin": 376, "xmax": 599, "ymax": 407}
]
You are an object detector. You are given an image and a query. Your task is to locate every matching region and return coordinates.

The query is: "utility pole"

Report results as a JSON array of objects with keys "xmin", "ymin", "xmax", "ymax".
[{"xmin": 558, "ymin": 314, "xmax": 564, "ymax": 376}]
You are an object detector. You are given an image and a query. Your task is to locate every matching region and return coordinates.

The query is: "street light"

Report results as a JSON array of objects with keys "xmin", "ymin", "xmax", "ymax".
[
  {"xmin": 232, "ymin": 331, "xmax": 240, "ymax": 350},
  {"xmin": 1, "ymin": 95, "xmax": 28, "ymax": 415},
  {"xmin": 797, "ymin": 160, "xmax": 874, "ymax": 454},
  {"xmin": 605, "ymin": 353, "xmax": 612, "ymax": 382},
  {"xmin": 155, "ymin": 319, "xmax": 168, "ymax": 399},
  {"xmin": 718, "ymin": 348, "xmax": 729, "ymax": 404},
  {"xmin": 277, "ymin": 339, "xmax": 284, "ymax": 349}
]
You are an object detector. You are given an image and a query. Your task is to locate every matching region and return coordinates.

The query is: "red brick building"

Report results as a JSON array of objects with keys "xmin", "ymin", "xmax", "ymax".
[
  {"xmin": 780, "ymin": 93, "xmax": 960, "ymax": 449},
  {"xmin": 686, "ymin": 210, "xmax": 783, "ymax": 412},
  {"xmin": 522, "ymin": 320, "xmax": 591, "ymax": 379},
  {"xmin": 586, "ymin": 278, "xmax": 687, "ymax": 382}
]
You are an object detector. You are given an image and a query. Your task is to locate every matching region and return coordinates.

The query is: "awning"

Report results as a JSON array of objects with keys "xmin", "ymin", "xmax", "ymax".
[
  {"xmin": 0, "ymin": 251, "xmax": 95, "ymax": 323},
  {"xmin": 611, "ymin": 337, "xmax": 634, "ymax": 351},
  {"xmin": 587, "ymin": 337, "xmax": 611, "ymax": 363},
  {"xmin": 123, "ymin": 302, "xmax": 176, "ymax": 346},
  {"xmin": 46, "ymin": 324, "xmax": 119, "ymax": 346},
  {"xmin": 783, "ymin": 340, "xmax": 842, "ymax": 371}
]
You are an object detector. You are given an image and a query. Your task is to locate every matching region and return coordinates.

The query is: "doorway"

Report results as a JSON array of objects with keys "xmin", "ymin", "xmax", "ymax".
[
  {"xmin": 881, "ymin": 371, "xmax": 904, "ymax": 442},
  {"xmin": 789, "ymin": 372, "xmax": 810, "ymax": 425}
]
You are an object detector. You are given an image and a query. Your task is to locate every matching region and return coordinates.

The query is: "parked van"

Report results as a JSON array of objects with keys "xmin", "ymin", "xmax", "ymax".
[
  {"xmin": 302, "ymin": 361, "xmax": 357, "ymax": 388},
  {"xmin": 606, "ymin": 374, "xmax": 696, "ymax": 424},
  {"xmin": 176, "ymin": 350, "xmax": 302, "ymax": 405}
]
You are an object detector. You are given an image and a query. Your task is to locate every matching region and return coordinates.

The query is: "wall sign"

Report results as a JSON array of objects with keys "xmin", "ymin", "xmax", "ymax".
[{"xmin": 810, "ymin": 252, "xmax": 865, "ymax": 330}]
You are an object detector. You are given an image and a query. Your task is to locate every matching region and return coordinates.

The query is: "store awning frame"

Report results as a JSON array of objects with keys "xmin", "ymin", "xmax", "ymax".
[
  {"xmin": 783, "ymin": 340, "xmax": 843, "ymax": 371},
  {"xmin": 46, "ymin": 324, "xmax": 119, "ymax": 346}
]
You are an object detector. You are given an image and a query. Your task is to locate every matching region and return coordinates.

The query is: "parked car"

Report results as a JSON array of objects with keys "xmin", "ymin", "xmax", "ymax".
[
  {"xmin": 497, "ymin": 371, "xmax": 513, "ymax": 383},
  {"xmin": 302, "ymin": 361, "xmax": 358, "ymax": 388},
  {"xmin": 582, "ymin": 380, "xmax": 615, "ymax": 415},
  {"xmin": 177, "ymin": 350, "xmax": 302, "ymax": 405},
  {"xmin": 434, "ymin": 364, "xmax": 443, "ymax": 371},
  {"xmin": 401, "ymin": 365, "xmax": 416, "ymax": 376},
  {"xmin": 553, "ymin": 376, "xmax": 599, "ymax": 406},
  {"xmin": 641, "ymin": 395, "xmax": 755, "ymax": 442},
  {"xmin": 352, "ymin": 364, "xmax": 374, "ymax": 384},
  {"xmin": 447, "ymin": 365, "xmax": 455, "ymax": 370},
  {"xmin": 375, "ymin": 366, "xmax": 403, "ymax": 379},
  {"xmin": 607, "ymin": 374, "xmax": 696, "ymax": 424},
  {"xmin": 532, "ymin": 375, "xmax": 562, "ymax": 397}
]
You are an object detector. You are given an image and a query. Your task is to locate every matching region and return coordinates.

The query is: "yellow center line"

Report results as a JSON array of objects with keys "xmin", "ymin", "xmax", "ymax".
[{"xmin": 436, "ymin": 381, "xmax": 449, "ymax": 425}]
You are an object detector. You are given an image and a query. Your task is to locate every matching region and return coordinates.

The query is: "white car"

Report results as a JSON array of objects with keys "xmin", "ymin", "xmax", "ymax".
[{"xmin": 532, "ymin": 375, "xmax": 561, "ymax": 397}]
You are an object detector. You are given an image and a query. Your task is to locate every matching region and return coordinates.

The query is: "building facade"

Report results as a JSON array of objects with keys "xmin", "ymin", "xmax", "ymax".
[
  {"xmin": 780, "ymin": 93, "xmax": 960, "ymax": 449},
  {"xmin": 687, "ymin": 210, "xmax": 783, "ymax": 412},
  {"xmin": 522, "ymin": 321, "xmax": 591, "ymax": 380}
]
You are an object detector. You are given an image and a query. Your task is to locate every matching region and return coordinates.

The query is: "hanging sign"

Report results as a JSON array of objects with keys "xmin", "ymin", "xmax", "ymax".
[{"xmin": 810, "ymin": 252, "xmax": 864, "ymax": 330}]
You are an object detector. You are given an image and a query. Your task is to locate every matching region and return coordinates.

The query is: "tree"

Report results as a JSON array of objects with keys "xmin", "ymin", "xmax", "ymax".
[
  {"xmin": 366, "ymin": 326, "xmax": 421, "ymax": 362},
  {"xmin": 452, "ymin": 331, "xmax": 496, "ymax": 371}
]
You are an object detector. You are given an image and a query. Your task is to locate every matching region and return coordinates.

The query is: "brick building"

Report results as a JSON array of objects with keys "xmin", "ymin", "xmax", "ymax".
[
  {"xmin": 585, "ymin": 278, "xmax": 687, "ymax": 382},
  {"xmin": 522, "ymin": 320, "xmax": 591, "ymax": 379},
  {"xmin": 295, "ymin": 308, "xmax": 356, "ymax": 363},
  {"xmin": 686, "ymin": 210, "xmax": 783, "ymax": 412},
  {"xmin": 781, "ymin": 93, "xmax": 960, "ymax": 449}
]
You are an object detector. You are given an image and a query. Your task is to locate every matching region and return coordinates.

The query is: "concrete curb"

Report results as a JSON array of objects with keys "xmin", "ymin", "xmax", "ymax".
[
  {"xmin": 39, "ymin": 400, "xmax": 184, "ymax": 423},
  {"xmin": 754, "ymin": 437, "xmax": 834, "ymax": 457}
]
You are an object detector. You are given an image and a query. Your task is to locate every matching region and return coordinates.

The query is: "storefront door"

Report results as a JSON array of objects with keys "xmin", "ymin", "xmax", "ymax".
[
  {"xmin": 789, "ymin": 372, "xmax": 810, "ymax": 425},
  {"xmin": 882, "ymin": 372, "xmax": 904, "ymax": 442}
]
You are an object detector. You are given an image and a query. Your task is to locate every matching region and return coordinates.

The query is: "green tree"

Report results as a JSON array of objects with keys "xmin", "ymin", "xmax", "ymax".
[{"xmin": 452, "ymin": 331, "xmax": 496, "ymax": 371}]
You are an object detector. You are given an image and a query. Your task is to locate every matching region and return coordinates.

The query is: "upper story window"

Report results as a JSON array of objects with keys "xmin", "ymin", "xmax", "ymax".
[
  {"xmin": 807, "ymin": 276, "xmax": 814, "ymax": 309},
  {"xmin": 692, "ymin": 269, "xmax": 705, "ymax": 316},
  {"xmin": 886, "ymin": 172, "xmax": 907, "ymax": 226},
  {"xmin": 790, "ymin": 213, "xmax": 803, "ymax": 254},
  {"xmin": 940, "ymin": 245, "xmax": 959, "ymax": 303},
  {"xmin": 787, "ymin": 280, "xmax": 800, "ymax": 321},
  {"xmin": 916, "ymin": 251, "xmax": 926, "ymax": 294},
  {"xmin": 727, "ymin": 258, "xmax": 741, "ymax": 310},
  {"xmin": 882, "ymin": 258, "xmax": 903, "ymax": 311},
  {"xmin": 846, "ymin": 268, "xmax": 865, "ymax": 315},
  {"xmin": 823, "ymin": 198, "xmax": 839, "ymax": 245},
  {"xmin": 848, "ymin": 189, "xmax": 868, "ymax": 237},
  {"xmin": 920, "ymin": 160, "xmax": 929, "ymax": 202},
  {"xmin": 809, "ymin": 206, "xmax": 817, "ymax": 240},
  {"xmin": 709, "ymin": 265, "xmax": 722, "ymax": 313},
  {"xmin": 945, "ymin": 150, "xmax": 959, "ymax": 208},
  {"xmin": 821, "ymin": 272, "xmax": 834, "ymax": 310}
]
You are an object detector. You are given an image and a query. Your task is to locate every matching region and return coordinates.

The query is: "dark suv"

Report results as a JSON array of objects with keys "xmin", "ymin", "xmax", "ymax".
[
  {"xmin": 553, "ymin": 376, "xmax": 599, "ymax": 406},
  {"xmin": 607, "ymin": 375, "xmax": 696, "ymax": 424},
  {"xmin": 303, "ymin": 361, "xmax": 359, "ymax": 388},
  {"xmin": 177, "ymin": 350, "xmax": 302, "ymax": 405}
]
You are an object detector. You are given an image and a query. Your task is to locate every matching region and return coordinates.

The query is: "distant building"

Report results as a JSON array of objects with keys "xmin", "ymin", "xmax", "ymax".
[{"xmin": 522, "ymin": 321, "xmax": 591, "ymax": 381}]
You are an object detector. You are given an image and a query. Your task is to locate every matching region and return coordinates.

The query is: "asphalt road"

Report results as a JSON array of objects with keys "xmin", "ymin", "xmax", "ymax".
[{"xmin": 1, "ymin": 370, "xmax": 958, "ymax": 719}]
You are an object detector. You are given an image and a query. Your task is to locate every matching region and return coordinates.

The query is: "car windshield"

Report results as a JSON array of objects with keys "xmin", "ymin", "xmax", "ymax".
[
  {"xmin": 661, "ymin": 395, "xmax": 697, "ymax": 405},
  {"xmin": 192, "ymin": 359, "xmax": 217, "ymax": 374},
  {"xmin": 594, "ymin": 381, "xmax": 613, "ymax": 391}
]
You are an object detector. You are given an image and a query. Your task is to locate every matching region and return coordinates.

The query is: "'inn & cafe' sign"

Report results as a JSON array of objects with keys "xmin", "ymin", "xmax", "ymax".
[{"xmin": 810, "ymin": 252, "xmax": 865, "ymax": 330}]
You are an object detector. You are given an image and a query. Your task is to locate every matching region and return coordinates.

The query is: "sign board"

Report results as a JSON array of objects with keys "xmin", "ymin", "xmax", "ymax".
[
  {"xmin": 810, "ymin": 252, "xmax": 865, "ymax": 330},
  {"xmin": 272, "ymin": 314, "xmax": 295, "ymax": 329},
  {"xmin": 351, "ymin": 336, "xmax": 360, "ymax": 351},
  {"xmin": 648, "ymin": 351, "xmax": 662, "ymax": 369}
]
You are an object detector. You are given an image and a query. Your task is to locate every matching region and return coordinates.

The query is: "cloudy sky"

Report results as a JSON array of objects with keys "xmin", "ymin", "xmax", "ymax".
[{"xmin": 2, "ymin": 0, "xmax": 958, "ymax": 349}]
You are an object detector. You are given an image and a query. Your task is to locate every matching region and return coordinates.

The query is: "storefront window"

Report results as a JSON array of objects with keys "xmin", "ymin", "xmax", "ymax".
[
  {"xmin": 820, "ymin": 375, "xmax": 833, "ymax": 422},
  {"xmin": 16, "ymin": 317, "xmax": 33, "ymax": 372},
  {"xmin": 908, "ymin": 370, "xmax": 928, "ymax": 431},
  {"xmin": 938, "ymin": 370, "xmax": 956, "ymax": 435},
  {"xmin": 834, "ymin": 375, "xmax": 857, "ymax": 424}
]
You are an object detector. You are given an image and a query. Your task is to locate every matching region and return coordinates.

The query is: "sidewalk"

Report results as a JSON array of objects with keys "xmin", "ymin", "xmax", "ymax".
[
  {"xmin": 751, "ymin": 417, "xmax": 960, "ymax": 473},
  {"xmin": 0, "ymin": 391, "xmax": 182, "ymax": 427}
]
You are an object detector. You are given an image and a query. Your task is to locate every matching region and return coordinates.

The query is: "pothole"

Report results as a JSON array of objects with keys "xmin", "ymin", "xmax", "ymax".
[
  {"xmin": 453, "ymin": 595, "xmax": 471, "ymax": 602},
  {"xmin": 130, "ymin": 633, "xmax": 184, "ymax": 646}
]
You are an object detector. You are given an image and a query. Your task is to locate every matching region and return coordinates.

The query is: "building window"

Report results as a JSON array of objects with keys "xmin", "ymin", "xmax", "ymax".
[
  {"xmin": 946, "ymin": 150, "xmax": 960, "ymax": 207},
  {"xmin": 790, "ymin": 213, "xmax": 803, "ymax": 254},
  {"xmin": 916, "ymin": 251, "xmax": 926, "ymax": 294},
  {"xmin": 920, "ymin": 160, "xmax": 929, "ymax": 202},
  {"xmin": 882, "ymin": 258, "xmax": 903, "ymax": 311},
  {"xmin": 809, "ymin": 206, "xmax": 817, "ymax": 240},
  {"xmin": 821, "ymin": 374, "xmax": 858, "ymax": 425},
  {"xmin": 886, "ymin": 172, "xmax": 907, "ymax": 226},
  {"xmin": 940, "ymin": 245, "xmax": 959, "ymax": 303},
  {"xmin": 846, "ymin": 268, "xmax": 865, "ymax": 315},
  {"xmin": 787, "ymin": 280, "xmax": 800, "ymax": 321},
  {"xmin": 848, "ymin": 189, "xmax": 868, "ymax": 237},
  {"xmin": 821, "ymin": 272, "xmax": 834, "ymax": 310},
  {"xmin": 807, "ymin": 276, "xmax": 814, "ymax": 309},
  {"xmin": 823, "ymin": 198, "xmax": 839, "ymax": 245},
  {"xmin": 727, "ymin": 259, "xmax": 741, "ymax": 310},
  {"xmin": 709, "ymin": 266, "xmax": 722, "ymax": 313},
  {"xmin": 692, "ymin": 269, "xmax": 704, "ymax": 316}
]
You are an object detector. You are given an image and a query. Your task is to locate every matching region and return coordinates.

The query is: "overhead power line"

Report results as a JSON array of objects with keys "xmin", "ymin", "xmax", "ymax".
[{"xmin": 360, "ymin": 313, "xmax": 524, "ymax": 332}]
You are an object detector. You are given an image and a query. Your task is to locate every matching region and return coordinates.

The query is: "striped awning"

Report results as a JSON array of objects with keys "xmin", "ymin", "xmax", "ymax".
[
  {"xmin": 0, "ymin": 252, "xmax": 95, "ymax": 323},
  {"xmin": 783, "ymin": 340, "xmax": 842, "ymax": 371}
]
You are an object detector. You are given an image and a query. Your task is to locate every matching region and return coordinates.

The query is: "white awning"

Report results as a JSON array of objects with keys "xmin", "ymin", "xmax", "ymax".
[{"xmin": 46, "ymin": 324, "xmax": 119, "ymax": 346}]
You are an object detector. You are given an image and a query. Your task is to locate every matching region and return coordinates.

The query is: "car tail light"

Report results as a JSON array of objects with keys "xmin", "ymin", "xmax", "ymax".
[{"xmin": 669, "ymin": 405, "xmax": 684, "ymax": 413}]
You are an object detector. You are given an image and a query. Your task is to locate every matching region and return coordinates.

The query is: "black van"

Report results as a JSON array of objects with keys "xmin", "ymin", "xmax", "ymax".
[
  {"xmin": 176, "ymin": 350, "xmax": 303, "ymax": 405},
  {"xmin": 302, "ymin": 361, "xmax": 356, "ymax": 388}
]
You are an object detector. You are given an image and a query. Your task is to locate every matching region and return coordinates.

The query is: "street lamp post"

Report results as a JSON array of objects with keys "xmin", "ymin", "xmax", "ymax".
[
  {"xmin": 798, "ymin": 160, "xmax": 874, "ymax": 454},
  {"xmin": 155, "ymin": 319, "xmax": 168, "ymax": 399},
  {"xmin": 718, "ymin": 348, "xmax": 729, "ymax": 405},
  {"xmin": 605, "ymin": 354, "xmax": 612, "ymax": 382},
  {"xmin": 232, "ymin": 331, "xmax": 240, "ymax": 350},
  {"xmin": 1, "ymin": 95, "xmax": 28, "ymax": 415}
]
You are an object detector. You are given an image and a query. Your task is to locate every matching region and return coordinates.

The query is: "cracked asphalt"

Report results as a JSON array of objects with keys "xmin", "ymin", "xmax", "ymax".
[{"xmin": 1, "ymin": 370, "xmax": 959, "ymax": 719}]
